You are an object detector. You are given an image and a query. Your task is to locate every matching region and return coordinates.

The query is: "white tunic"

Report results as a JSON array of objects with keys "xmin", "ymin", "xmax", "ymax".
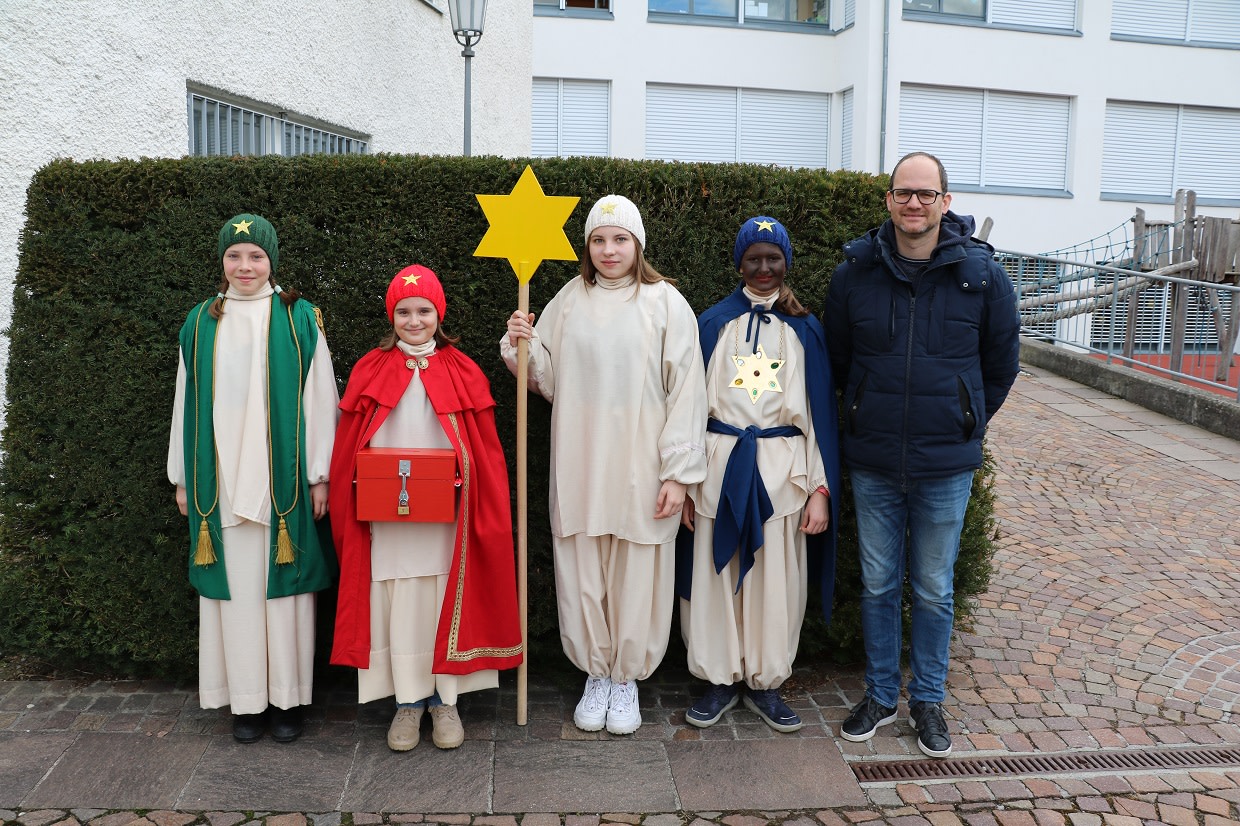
[{"xmin": 501, "ymin": 275, "xmax": 707, "ymax": 544}]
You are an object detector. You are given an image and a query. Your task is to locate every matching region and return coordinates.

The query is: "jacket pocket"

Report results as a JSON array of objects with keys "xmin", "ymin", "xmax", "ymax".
[
  {"xmin": 848, "ymin": 373, "xmax": 869, "ymax": 436},
  {"xmin": 956, "ymin": 376, "xmax": 976, "ymax": 441}
]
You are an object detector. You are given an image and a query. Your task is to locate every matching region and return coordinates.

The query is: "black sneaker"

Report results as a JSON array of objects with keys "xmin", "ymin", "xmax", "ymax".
[
  {"xmin": 909, "ymin": 700, "xmax": 952, "ymax": 758},
  {"xmin": 839, "ymin": 695, "xmax": 897, "ymax": 742},
  {"xmin": 231, "ymin": 711, "xmax": 266, "ymax": 743},
  {"xmin": 743, "ymin": 688, "xmax": 803, "ymax": 733},
  {"xmin": 685, "ymin": 683, "xmax": 740, "ymax": 728}
]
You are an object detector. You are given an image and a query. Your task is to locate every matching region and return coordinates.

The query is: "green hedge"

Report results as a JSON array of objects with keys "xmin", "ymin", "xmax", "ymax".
[{"xmin": 0, "ymin": 154, "xmax": 998, "ymax": 678}]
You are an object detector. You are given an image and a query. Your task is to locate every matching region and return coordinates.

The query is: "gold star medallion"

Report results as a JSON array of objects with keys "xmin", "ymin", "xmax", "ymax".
[
  {"xmin": 755, "ymin": 219, "xmax": 775, "ymax": 232},
  {"xmin": 731, "ymin": 344, "xmax": 784, "ymax": 404},
  {"xmin": 232, "ymin": 219, "xmax": 254, "ymax": 235},
  {"xmin": 402, "ymin": 272, "xmax": 421, "ymax": 285}
]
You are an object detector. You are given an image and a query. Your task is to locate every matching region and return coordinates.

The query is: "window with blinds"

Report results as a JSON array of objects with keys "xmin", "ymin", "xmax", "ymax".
[
  {"xmin": 531, "ymin": 78, "xmax": 611, "ymax": 158},
  {"xmin": 1101, "ymin": 101, "xmax": 1240, "ymax": 204},
  {"xmin": 1112, "ymin": 0, "xmax": 1240, "ymax": 46},
  {"xmin": 646, "ymin": 84, "xmax": 830, "ymax": 169},
  {"xmin": 187, "ymin": 91, "xmax": 368, "ymax": 157},
  {"xmin": 903, "ymin": 0, "xmax": 1077, "ymax": 30},
  {"xmin": 897, "ymin": 84, "xmax": 1071, "ymax": 192}
]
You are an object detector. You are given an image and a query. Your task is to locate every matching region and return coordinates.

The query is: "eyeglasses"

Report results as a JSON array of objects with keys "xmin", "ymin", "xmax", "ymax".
[{"xmin": 889, "ymin": 188, "xmax": 944, "ymax": 205}]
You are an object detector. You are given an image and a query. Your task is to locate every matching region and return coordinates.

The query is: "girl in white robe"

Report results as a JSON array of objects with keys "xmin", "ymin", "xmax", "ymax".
[{"xmin": 502, "ymin": 195, "xmax": 708, "ymax": 735}]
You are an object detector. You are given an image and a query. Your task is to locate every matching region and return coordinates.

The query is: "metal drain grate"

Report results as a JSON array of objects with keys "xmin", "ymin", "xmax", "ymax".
[{"xmin": 852, "ymin": 746, "xmax": 1240, "ymax": 782}]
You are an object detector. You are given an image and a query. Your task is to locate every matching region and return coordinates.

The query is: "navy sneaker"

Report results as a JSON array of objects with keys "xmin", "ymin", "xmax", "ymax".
[
  {"xmin": 743, "ymin": 688, "xmax": 803, "ymax": 733},
  {"xmin": 909, "ymin": 700, "xmax": 952, "ymax": 758},
  {"xmin": 840, "ymin": 695, "xmax": 897, "ymax": 742},
  {"xmin": 685, "ymin": 682, "xmax": 740, "ymax": 728}
]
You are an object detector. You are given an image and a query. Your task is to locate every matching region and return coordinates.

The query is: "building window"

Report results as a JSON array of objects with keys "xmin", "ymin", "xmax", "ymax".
[
  {"xmin": 1101, "ymin": 101, "xmax": 1240, "ymax": 206},
  {"xmin": 904, "ymin": 0, "xmax": 1077, "ymax": 30},
  {"xmin": 897, "ymin": 84, "xmax": 1071, "ymax": 193},
  {"xmin": 649, "ymin": 0, "xmax": 829, "ymax": 26},
  {"xmin": 188, "ymin": 90, "xmax": 368, "ymax": 157},
  {"xmin": 1112, "ymin": 0, "xmax": 1240, "ymax": 47},
  {"xmin": 535, "ymin": 0, "xmax": 610, "ymax": 10},
  {"xmin": 840, "ymin": 87, "xmax": 853, "ymax": 169},
  {"xmin": 646, "ymin": 84, "xmax": 830, "ymax": 168},
  {"xmin": 532, "ymin": 79, "xmax": 610, "ymax": 158}
]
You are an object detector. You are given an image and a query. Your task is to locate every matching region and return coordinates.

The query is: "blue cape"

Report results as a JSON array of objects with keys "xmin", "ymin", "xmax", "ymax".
[{"xmin": 675, "ymin": 285, "xmax": 841, "ymax": 623}]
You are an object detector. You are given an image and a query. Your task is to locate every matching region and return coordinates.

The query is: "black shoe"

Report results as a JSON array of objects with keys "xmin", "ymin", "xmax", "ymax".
[
  {"xmin": 269, "ymin": 705, "xmax": 304, "ymax": 743},
  {"xmin": 232, "ymin": 711, "xmax": 266, "ymax": 743},
  {"xmin": 685, "ymin": 683, "xmax": 740, "ymax": 728},
  {"xmin": 909, "ymin": 701, "xmax": 952, "ymax": 757},
  {"xmin": 839, "ymin": 695, "xmax": 897, "ymax": 742},
  {"xmin": 743, "ymin": 688, "xmax": 803, "ymax": 733}
]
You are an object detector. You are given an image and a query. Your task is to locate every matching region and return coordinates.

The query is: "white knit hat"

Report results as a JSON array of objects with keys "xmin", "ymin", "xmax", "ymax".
[{"xmin": 584, "ymin": 194, "xmax": 646, "ymax": 251}]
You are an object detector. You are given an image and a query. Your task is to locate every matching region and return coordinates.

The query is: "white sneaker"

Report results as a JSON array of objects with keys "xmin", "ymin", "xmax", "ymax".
[
  {"xmin": 573, "ymin": 675, "xmax": 611, "ymax": 731},
  {"xmin": 606, "ymin": 680, "xmax": 641, "ymax": 735}
]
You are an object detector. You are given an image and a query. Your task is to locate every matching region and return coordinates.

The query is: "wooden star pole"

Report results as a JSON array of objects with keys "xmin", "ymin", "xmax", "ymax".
[{"xmin": 474, "ymin": 166, "xmax": 579, "ymax": 725}]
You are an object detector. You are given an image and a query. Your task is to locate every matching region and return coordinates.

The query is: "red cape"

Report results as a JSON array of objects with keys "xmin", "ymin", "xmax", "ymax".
[{"xmin": 329, "ymin": 345, "xmax": 523, "ymax": 674}]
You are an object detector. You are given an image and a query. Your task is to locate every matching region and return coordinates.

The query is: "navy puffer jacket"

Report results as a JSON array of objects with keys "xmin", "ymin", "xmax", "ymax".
[{"xmin": 823, "ymin": 211, "xmax": 1021, "ymax": 483}]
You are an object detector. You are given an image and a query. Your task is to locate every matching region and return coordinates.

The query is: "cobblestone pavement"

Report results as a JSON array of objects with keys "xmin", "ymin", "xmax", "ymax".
[{"xmin": 3, "ymin": 367, "xmax": 1240, "ymax": 825}]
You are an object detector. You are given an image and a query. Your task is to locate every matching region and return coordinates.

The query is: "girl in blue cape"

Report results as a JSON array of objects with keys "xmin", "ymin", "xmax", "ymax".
[{"xmin": 677, "ymin": 216, "xmax": 841, "ymax": 732}]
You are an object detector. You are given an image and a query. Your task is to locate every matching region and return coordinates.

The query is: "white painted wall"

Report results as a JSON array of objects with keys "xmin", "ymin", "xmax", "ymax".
[
  {"xmin": 0, "ymin": 0, "xmax": 531, "ymax": 431},
  {"xmin": 881, "ymin": 3, "xmax": 1240, "ymax": 255},
  {"xmin": 534, "ymin": 0, "xmax": 1240, "ymax": 256}
]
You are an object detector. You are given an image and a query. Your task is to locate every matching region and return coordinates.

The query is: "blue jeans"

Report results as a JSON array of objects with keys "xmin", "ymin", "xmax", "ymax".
[{"xmin": 850, "ymin": 468, "xmax": 975, "ymax": 709}]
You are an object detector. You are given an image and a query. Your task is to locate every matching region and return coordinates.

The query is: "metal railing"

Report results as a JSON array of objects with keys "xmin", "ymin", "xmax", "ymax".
[{"xmin": 998, "ymin": 248, "xmax": 1240, "ymax": 401}]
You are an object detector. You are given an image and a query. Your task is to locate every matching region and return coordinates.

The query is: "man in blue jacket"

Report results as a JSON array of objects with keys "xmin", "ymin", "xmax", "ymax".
[{"xmin": 824, "ymin": 151, "xmax": 1021, "ymax": 758}]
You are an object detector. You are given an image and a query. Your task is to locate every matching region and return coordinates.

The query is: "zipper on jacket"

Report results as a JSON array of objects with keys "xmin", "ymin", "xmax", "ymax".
[{"xmin": 900, "ymin": 283, "xmax": 917, "ymax": 487}]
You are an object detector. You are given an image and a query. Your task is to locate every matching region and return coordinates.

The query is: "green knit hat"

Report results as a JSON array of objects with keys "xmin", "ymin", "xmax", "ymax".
[{"xmin": 218, "ymin": 213, "xmax": 279, "ymax": 274}]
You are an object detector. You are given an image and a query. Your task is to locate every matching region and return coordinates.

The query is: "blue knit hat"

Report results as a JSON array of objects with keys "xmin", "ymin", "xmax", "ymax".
[{"xmin": 733, "ymin": 216, "xmax": 792, "ymax": 271}]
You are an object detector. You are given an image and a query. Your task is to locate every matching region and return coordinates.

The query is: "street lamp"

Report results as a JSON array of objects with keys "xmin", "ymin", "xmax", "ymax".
[{"xmin": 447, "ymin": 0, "xmax": 488, "ymax": 156}]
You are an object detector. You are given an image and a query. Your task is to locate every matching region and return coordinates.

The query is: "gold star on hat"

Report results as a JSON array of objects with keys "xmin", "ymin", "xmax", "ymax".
[
  {"xmin": 402, "ymin": 271, "xmax": 421, "ymax": 285},
  {"xmin": 755, "ymin": 219, "xmax": 775, "ymax": 232},
  {"xmin": 232, "ymin": 219, "xmax": 254, "ymax": 235},
  {"xmin": 600, "ymin": 202, "xmax": 618, "ymax": 215},
  {"xmin": 731, "ymin": 344, "xmax": 784, "ymax": 404}
]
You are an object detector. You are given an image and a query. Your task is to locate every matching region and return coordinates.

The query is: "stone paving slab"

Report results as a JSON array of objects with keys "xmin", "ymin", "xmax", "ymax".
[
  {"xmin": 341, "ymin": 740, "xmax": 494, "ymax": 813},
  {"xmin": 493, "ymin": 741, "xmax": 678, "ymax": 813},
  {"xmin": 179, "ymin": 733, "xmax": 356, "ymax": 812},
  {"xmin": 0, "ymin": 731, "xmax": 75, "ymax": 808},
  {"xmin": 665, "ymin": 739, "xmax": 864, "ymax": 811},
  {"xmin": 22, "ymin": 732, "xmax": 209, "ymax": 810}
]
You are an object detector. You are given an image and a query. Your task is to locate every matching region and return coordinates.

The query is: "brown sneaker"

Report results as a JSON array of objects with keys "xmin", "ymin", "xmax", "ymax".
[
  {"xmin": 429, "ymin": 703, "xmax": 465, "ymax": 749},
  {"xmin": 387, "ymin": 706, "xmax": 423, "ymax": 751}
]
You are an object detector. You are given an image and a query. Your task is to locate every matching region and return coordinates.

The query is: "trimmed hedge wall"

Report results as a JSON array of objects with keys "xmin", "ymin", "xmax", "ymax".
[{"xmin": 0, "ymin": 154, "xmax": 998, "ymax": 678}]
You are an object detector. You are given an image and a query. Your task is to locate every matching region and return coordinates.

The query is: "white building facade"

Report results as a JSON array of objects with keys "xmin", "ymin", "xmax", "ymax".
[
  {"xmin": 0, "ymin": 0, "xmax": 532, "ymax": 428},
  {"xmin": 532, "ymin": 0, "xmax": 1240, "ymax": 256}
]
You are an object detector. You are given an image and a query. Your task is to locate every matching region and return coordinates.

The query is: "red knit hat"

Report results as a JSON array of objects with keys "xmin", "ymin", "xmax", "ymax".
[{"xmin": 385, "ymin": 265, "xmax": 446, "ymax": 322}]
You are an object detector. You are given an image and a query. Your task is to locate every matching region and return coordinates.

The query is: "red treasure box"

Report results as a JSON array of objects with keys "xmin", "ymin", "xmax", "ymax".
[{"xmin": 355, "ymin": 447, "xmax": 459, "ymax": 523}]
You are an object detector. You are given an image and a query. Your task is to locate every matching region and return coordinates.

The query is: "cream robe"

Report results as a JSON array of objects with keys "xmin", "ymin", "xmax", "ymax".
[
  {"xmin": 357, "ymin": 339, "xmax": 497, "ymax": 705},
  {"xmin": 168, "ymin": 284, "xmax": 339, "ymax": 713},
  {"xmin": 680, "ymin": 290, "xmax": 827, "ymax": 691},
  {"xmin": 501, "ymin": 275, "xmax": 707, "ymax": 681}
]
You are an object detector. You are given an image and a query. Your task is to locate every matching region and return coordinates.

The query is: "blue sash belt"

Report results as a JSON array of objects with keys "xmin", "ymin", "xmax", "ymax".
[{"xmin": 708, "ymin": 417, "xmax": 803, "ymax": 590}]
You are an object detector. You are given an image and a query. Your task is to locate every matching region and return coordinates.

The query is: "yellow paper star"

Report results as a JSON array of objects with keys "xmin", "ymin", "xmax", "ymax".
[
  {"xmin": 402, "ymin": 272, "xmax": 421, "ymax": 285},
  {"xmin": 600, "ymin": 202, "xmax": 618, "ymax": 216},
  {"xmin": 474, "ymin": 165, "xmax": 580, "ymax": 284},
  {"xmin": 730, "ymin": 344, "xmax": 784, "ymax": 404},
  {"xmin": 232, "ymin": 219, "xmax": 254, "ymax": 235},
  {"xmin": 755, "ymin": 219, "xmax": 775, "ymax": 232}
]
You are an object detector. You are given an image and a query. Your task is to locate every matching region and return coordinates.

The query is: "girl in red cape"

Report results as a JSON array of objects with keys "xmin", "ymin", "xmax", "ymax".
[{"xmin": 330, "ymin": 265, "xmax": 522, "ymax": 752}]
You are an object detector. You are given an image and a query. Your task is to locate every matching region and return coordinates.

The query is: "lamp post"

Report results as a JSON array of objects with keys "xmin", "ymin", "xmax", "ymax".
[{"xmin": 447, "ymin": 0, "xmax": 488, "ymax": 156}]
